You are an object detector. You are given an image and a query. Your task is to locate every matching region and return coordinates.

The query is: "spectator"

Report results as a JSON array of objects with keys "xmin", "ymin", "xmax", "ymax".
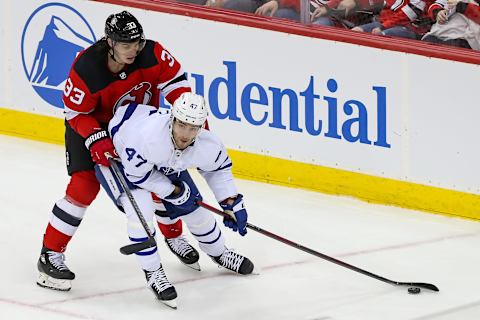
[
  {"xmin": 211, "ymin": 0, "xmax": 273, "ymax": 13},
  {"xmin": 422, "ymin": 0, "xmax": 480, "ymax": 49},
  {"xmin": 309, "ymin": 0, "xmax": 384, "ymax": 27},
  {"xmin": 256, "ymin": 0, "xmax": 382, "ymax": 27},
  {"xmin": 351, "ymin": 0, "xmax": 434, "ymax": 39},
  {"xmin": 255, "ymin": 0, "xmax": 331, "ymax": 22}
]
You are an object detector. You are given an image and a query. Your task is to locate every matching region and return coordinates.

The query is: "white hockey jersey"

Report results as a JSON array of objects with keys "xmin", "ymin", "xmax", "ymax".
[{"xmin": 108, "ymin": 103, "xmax": 238, "ymax": 202}]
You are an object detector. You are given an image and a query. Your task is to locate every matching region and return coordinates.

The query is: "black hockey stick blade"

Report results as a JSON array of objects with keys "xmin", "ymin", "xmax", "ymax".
[
  {"xmin": 119, "ymin": 237, "xmax": 157, "ymax": 255},
  {"xmin": 395, "ymin": 282, "xmax": 439, "ymax": 291}
]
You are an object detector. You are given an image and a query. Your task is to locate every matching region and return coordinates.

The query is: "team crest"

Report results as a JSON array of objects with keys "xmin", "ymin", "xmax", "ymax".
[{"xmin": 113, "ymin": 82, "xmax": 153, "ymax": 113}]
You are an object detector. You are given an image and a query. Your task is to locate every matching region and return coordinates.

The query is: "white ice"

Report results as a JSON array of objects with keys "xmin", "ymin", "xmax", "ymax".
[{"xmin": 1, "ymin": 134, "xmax": 479, "ymax": 320}]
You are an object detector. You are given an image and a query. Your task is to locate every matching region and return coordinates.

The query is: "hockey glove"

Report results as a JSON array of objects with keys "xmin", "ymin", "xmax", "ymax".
[
  {"xmin": 164, "ymin": 181, "xmax": 201, "ymax": 214},
  {"xmin": 220, "ymin": 194, "xmax": 248, "ymax": 236},
  {"xmin": 85, "ymin": 129, "xmax": 117, "ymax": 166}
]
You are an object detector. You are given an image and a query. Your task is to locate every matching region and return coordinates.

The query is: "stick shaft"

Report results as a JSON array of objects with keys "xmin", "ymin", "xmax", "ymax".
[
  {"xmin": 197, "ymin": 200, "xmax": 439, "ymax": 292},
  {"xmin": 108, "ymin": 158, "xmax": 156, "ymax": 247}
]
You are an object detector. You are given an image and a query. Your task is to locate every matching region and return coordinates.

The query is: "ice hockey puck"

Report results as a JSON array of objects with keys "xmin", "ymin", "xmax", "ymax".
[{"xmin": 408, "ymin": 287, "xmax": 421, "ymax": 294}]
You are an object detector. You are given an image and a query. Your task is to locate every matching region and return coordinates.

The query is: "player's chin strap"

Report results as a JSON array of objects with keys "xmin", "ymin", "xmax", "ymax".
[
  {"xmin": 169, "ymin": 120, "xmax": 179, "ymax": 150},
  {"xmin": 105, "ymin": 37, "xmax": 118, "ymax": 63},
  {"xmin": 197, "ymin": 200, "xmax": 440, "ymax": 293}
]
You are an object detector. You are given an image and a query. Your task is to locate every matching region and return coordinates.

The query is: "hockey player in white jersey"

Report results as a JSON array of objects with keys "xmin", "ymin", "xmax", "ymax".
[{"xmin": 97, "ymin": 92, "xmax": 253, "ymax": 308}]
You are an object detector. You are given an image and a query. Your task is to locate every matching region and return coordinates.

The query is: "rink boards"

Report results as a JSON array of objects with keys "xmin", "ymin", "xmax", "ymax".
[{"xmin": 1, "ymin": 0, "xmax": 479, "ymax": 219}]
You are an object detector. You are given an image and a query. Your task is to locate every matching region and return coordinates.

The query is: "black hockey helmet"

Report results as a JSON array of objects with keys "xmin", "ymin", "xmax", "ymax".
[{"xmin": 105, "ymin": 11, "xmax": 145, "ymax": 43}]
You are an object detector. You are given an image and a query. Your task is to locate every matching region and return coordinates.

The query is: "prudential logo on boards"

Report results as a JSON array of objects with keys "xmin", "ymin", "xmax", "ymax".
[{"xmin": 21, "ymin": 3, "xmax": 96, "ymax": 108}]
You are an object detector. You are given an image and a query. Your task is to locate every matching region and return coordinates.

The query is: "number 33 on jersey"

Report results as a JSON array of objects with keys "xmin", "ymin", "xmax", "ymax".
[{"xmin": 63, "ymin": 40, "xmax": 190, "ymax": 127}]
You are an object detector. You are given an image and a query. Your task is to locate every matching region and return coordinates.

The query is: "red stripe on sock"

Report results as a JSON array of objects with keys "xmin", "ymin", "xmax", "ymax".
[{"xmin": 43, "ymin": 224, "xmax": 72, "ymax": 252}]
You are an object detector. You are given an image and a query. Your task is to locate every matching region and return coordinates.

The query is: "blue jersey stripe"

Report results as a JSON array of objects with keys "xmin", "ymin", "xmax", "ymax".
[
  {"xmin": 191, "ymin": 221, "xmax": 217, "ymax": 237},
  {"xmin": 128, "ymin": 169, "xmax": 153, "ymax": 185},
  {"xmin": 110, "ymin": 102, "xmax": 138, "ymax": 138},
  {"xmin": 197, "ymin": 230, "xmax": 222, "ymax": 245},
  {"xmin": 135, "ymin": 247, "xmax": 158, "ymax": 256}
]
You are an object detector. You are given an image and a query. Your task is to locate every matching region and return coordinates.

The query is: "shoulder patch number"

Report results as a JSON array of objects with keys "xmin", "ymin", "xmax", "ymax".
[
  {"xmin": 64, "ymin": 78, "xmax": 85, "ymax": 105},
  {"xmin": 125, "ymin": 148, "xmax": 147, "ymax": 168},
  {"xmin": 160, "ymin": 49, "xmax": 175, "ymax": 67}
]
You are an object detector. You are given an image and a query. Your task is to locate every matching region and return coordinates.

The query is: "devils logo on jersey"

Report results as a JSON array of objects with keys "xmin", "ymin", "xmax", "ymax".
[{"xmin": 113, "ymin": 82, "xmax": 153, "ymax": 113}]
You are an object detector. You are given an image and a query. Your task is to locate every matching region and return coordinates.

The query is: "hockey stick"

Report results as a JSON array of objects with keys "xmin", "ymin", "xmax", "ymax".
[
  {"xmin": 108, "ymin": 158, "xmax": 157, "ymax": 255},
  {"xmin": 198, "ymin": 200, "xmax": 439, "ymax": 292}
]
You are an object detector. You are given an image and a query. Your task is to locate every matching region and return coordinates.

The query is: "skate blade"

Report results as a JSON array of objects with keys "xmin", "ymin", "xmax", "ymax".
[
  {"xmin": 250, "ymin": 265, "xmax": 261, "ymax": 275},
  {"xmin": 214, "ymin": 264, "xmax": 260, "ymax": 276},
  {"xmin": 183, "ymin": 261, "xmax": 201, "ymax": 271},
  {"xmin": 37, "ymin": 272, "xmax": 72, "ymax": 291},
  {"xmin": 160, "ymin": 298, "xmax": 177, "ymax": 309},
  {"xmin": 240, "ymin": 265, "xmax": 261, "ymax": 276}
]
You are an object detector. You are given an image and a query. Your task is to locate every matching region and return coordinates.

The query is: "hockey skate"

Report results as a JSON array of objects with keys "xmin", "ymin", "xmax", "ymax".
[
  {"xmin": 211, "ymin": 248, "xmax": 254, "ymax": 275},
  {"xmin": 145, "ymin": 265, "xmax": 178, "ymax": 309},
  {"xmin": 37, "ymin": 247, "xmax": 75, "ymax": 291},
  {"xmin": 165, "ymin": 236, "xmax": 200, "ymax": 271}
]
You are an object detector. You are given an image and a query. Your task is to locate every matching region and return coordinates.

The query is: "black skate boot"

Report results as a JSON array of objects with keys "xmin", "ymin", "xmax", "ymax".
[
  {"xmin": 165, "ymin": 236, "xmax": 200, "ymax": 271},
  {"xmin": 211, "ymin": 248, "xmax": 254, "ymax": 275},
  {"xmin": 145, "ymin": 265, "xmax": 178, "ymax": 309},
  {"xmin": 37, "ymin": 246, "xmax": 75, "ymax": 291}
]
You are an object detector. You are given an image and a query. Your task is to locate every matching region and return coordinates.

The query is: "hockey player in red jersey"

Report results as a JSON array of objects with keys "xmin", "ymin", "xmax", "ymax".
[
  {"xmin": 37, "ymin": 11, "xmax": 200, "ymax": 291},
  {"xmin": 352, "ymin": 0, "xmax": 435, "ymax": 39}
]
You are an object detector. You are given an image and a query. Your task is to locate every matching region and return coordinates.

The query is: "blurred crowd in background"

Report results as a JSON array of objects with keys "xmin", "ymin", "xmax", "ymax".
[{"xmin": 175, "ymin": 0, "xmax": 480, "ymax": 50}]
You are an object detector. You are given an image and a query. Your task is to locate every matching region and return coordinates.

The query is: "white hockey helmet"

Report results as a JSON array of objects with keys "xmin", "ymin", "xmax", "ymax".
[{"xmin": 171, "ymin": 92, "xmax": 208, "ymax": 127}]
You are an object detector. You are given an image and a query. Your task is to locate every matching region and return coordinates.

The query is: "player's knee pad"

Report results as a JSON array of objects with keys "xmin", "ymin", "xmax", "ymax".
[
  {"xmin": 66, "ymin": 170, "xmax": 100, "ymax": 206},
  {"xmin": 183, "ymin": 208, "xmax": 225, "ymax": 257},
  {"xmin": 181, "ymin": 207, "xmax": 212, "ymax": 228},
  {"xmin": 120, "ymin": 189, "xmax": 155, "ymax": 222},
  {"xmin": 127, "ymin": 219, "xmax": 156, "ymax": 240}
]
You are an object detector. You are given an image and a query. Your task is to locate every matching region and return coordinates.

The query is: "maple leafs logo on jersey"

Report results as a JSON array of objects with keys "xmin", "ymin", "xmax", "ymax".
[
  {"xmin": 159, "ymin": 166, "xmax": 176, "ymax": 176},
  {"xmin": 113, "ymin": 82, "xmax": 153, "ymax": 113}
]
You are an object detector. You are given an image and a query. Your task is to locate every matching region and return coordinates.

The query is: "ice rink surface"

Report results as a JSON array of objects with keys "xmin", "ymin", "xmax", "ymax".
[{"xmin": 1, "ymin": 134, "xmax": 480, "ymax": 320}]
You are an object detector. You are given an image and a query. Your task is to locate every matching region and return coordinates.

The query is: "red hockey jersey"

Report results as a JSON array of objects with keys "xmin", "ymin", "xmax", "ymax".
[
  {"xmin": 63, "ymin": 40, "xmax": 191, "ymax": 138},
  {"xmin": 379, "ymin": 0, "xmax": 434, "ymax": 34}
]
